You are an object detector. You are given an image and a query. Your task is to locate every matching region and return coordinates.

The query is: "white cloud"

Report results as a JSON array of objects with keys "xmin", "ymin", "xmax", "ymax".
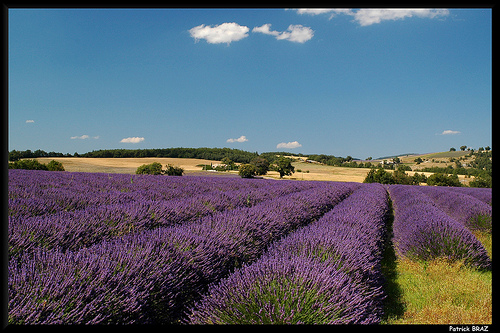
[
  {"xmin": 252, "ymin": 23, "xmax": 280, "ymax": 36},
  {"xmin": 189, "ymin": 22, "xmax": 249, "ymax": 45},
  {"xmin": 293, "ymin": 8, "xmax": 449, "ymax": 26},
  {"xmin": 253, "ymin": 24, "xmax": 314, "ymax": 43},
  {"xmin": 120, "ymin": 137, "xmax": 145, "ymax": 143},
  {"xmin": 295, "ymin": 8, "xmax": 354, "ymax": 19},
  {"xmin": 71, "ymin": 135, "xmax": 90, "ymax": 140},
  {"xmin": 440, "ymin": 130, "xmax": 461, "ymax": 135},
  {"xmin": 25, "ymin": 119, "xmax": 35, "ymax": 123},
  {"xmin": 352, "ymin": 8, "xmax": 450, "ymax": 26},
  {"xmin": 227, "ymin": 135, "xmax": 248, "ymax": 143},
  {"xmin": 277, "ymin": 141, "xmax": 302, "ymax": 149}
]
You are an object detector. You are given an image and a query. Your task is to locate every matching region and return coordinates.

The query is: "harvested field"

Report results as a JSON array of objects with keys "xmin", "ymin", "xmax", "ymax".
[{"xmin": 32, "ymin": 157, "xmax": 224, "ymax": 175}]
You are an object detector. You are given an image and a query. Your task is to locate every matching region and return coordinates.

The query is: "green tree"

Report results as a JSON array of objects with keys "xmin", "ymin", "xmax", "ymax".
[
  {"xmin": 164, "ymin": 164, "xmax": 184, "ymax": 176},
  {"xmin": 238, "ymin": 164, "xmax": 256, "ymax": 178},
  {"xmin": 221, "ymin": 157, "xmax": 236, "ymax": 170},
  {"xmin": 135, "ymin": 162, "xmax": 163, "ymax": 175},
  {"xmin": 274, "ymin": 157, "xmax": 295, "ymax": 178},
  {"xmin": 412, "ymin": 172, "xmax": 427, "ymax": 185},
  {"xmin": 469, "ymin": 172, "xmax": 492, "ymax": 188},
  {"xmin": 460, "ymin": 145, "xmax": 467, "ymax": 151},
  {"xmin": 8, "ymin": 159, "xmax": 48, "ymax": 170},
  {"xmin": 250, "ymin": 157, "xmax": 270, "ymax": 176},
  {"xmin": 363, "ymin": 167, "xmax": 394, "ymax": 184},
  {"xmin": 426, "ymin": 173, "xmax": 462, "ymax": 187},
  {"xmin": 47, "ymin": 160, "xmax": 65, "ymax": 171}
]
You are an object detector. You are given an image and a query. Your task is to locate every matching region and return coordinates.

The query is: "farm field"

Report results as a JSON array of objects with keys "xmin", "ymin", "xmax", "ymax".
[
  {"xmin": 32, "ymin": 157, "xmax": 225, "ymax": 175},
  {"xmin": 31, "ymin": 155, "xmax": 478, "ymax": 184},
  {"xmin": 8, "ymin": 169, "xmax": 492, "ymax": 325}
]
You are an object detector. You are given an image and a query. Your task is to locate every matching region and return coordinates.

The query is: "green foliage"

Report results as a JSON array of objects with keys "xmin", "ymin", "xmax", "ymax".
[
  {"xmin": 250, "ymin": 157, "xmax": 270, "ymax": 175},
  {"xmin": 274, "ymin": 157, "xmax": 295, "ymax": 178},
  {"xmin": 238, "ymin": 164, "xmax": 256, "ymax": 178},
  {"xmin": 469, "ymin": 172, "xmax": 492, "ymax": 188},
  {"xmin": 47, "ymin": 160, "xmax": 65, "ymax": 171},
  {"xmin": 8, "ymin": 159, "xmax": 49, "ymax": 170},
  {"xmin": 164, "ymin": 164, "xmax": 184, "ymax": 176},
  {"xmin": 364, "ymin": 167, "xmax": 425, "ymax": 185},
  {"xmin": 135, "ymin": 162, "xmax": 163, "ymax": 175},
  {"xmin": 364, "ymin": 167, "xmax": 395, "ymax": 184},
  {"xmin": 8, "ymin": 149, "xmax": 68, "ymax": 161},
  {"xmin": 426, "ymin": 173, "xmax": 462, "ymax": 187},
  {"xmin": 82, "ymin": 147, "xmax": 259, "ymax": 164}
]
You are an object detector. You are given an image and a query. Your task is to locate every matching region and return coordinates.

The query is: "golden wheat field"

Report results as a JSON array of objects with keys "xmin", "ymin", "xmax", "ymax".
[{"xmin": 32, "ymin": 156, "xmax": 475, "ymax": 184}]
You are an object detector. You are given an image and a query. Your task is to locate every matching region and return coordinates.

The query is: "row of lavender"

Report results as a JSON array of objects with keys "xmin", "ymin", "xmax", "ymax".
[
  {"xmin": 9, "ymin": 169, "xmax": 316, "ymax": 218},
  {"xmin": 388, "ymin": 185, "xmax": 491, "ymax": 269},
  {"xmin": 188, "ymin": 183, "xmax": 390, "ymax": 324},
  {"xmin": 9, "ymin": 171, "xmax": 357, "ymax": 324},
  {"xmin": 9, "ymin": 170, "xmax": 319, "ymax": 259}
]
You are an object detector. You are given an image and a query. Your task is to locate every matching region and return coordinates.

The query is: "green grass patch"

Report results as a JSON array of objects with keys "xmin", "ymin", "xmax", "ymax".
[
  {"xmin": 383, "ymin": 258, "xmax": 492, "ymax": 324},
  {"xmin": 381, "ymin": 207, "xmax": 492, "ymax": 324}
]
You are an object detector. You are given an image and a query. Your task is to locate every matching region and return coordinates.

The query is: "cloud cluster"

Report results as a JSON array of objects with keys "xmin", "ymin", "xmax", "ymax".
[
  {"xmin": 440, "ymin": 130, "xmax": 461, "ymax": 135},
  {"xmin": 227, "ymin": 135, "xmax": 248, "ymax": 143},
  {"xmin": 120, "ymin": 137, "xmax": 145, "ymax": 143},
  {"xmin": 71, "ymin": 135, "xmax": 99, "ymax": 140},
  {"xmin": 253, "ymin": 24, "xmax": 314, "ymax": 43},
  {"xmin": 25, "ymin": 119, "xmax": 35, "ymax": 123},
  {"xmin": 295, "ymin": 8, "xmax": 449, "ymax": 26},
  {"xmin": 189, "ymin": 22, "xmax": 314, "ymax": 44},
  {"xmin": 189, "ymin": 22, "xmax": 250, "ymax": 45},
  {"xmin": 277, "ymin": 141, "xmax": 302, "ymax": 149}
]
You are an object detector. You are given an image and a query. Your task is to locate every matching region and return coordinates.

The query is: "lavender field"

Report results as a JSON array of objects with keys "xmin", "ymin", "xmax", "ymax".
[{"xmin": 8, "ymin": 169, "xmax": 492, "ymax": 324}]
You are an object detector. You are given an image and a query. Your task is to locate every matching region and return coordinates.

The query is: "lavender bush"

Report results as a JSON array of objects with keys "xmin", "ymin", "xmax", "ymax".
[
  {"xmin": 416, "ymin": 186, "xmax": 492, "ymax": 232},
  {"xmin": 388, "ymin": 185, "xmax": 491, "ymax": 269},
  {"xmin": 189, "ymin": 183, "xmax": 389, "ymax": 324},
  {"xmin": 9, "ymin": 173, "xmax": 356, "ymax": 324}
]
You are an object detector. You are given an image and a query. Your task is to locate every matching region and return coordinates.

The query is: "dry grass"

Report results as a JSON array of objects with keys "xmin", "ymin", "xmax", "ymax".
[
  {"xmin": 32, "ymin": 154, "xmax": 475, "ymax": 184},
  {"xmin": 32, "ymin": 157, "xmax": 223, "ymax": 175},
  {"xmin": 261, "ymin": 161, "xmax": 371, "ymax": 182}
]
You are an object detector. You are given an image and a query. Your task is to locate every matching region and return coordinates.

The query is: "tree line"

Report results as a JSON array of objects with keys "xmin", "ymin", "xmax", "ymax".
[{"xmin": 8, "ymin": 148, "xmax": 259, "ymax": 164}]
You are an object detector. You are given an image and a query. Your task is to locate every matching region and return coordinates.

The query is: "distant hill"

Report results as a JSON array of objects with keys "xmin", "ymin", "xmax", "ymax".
[{"xmin": 375, "ymin": 153, "xmax": 419, "ymax": 160}]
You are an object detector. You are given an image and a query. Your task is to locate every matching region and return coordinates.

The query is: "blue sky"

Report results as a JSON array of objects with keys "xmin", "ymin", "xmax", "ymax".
[{"xmin": 9, "ymin": 8, "xmax": 492, "ymax": 159}]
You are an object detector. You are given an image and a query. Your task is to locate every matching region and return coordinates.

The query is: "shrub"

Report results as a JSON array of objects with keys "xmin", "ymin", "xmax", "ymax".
[
  {"xmin": 238, "ymin": 164, "xmax": 256, "ymax": 178},
  {"xmin": 135, "ymin": 162, "xmax": 163, "ymax": 175},
  {"xmin": 427, "ymin": 173, "xmax": 462, "ymax": 187},
  {"xmin": 8, "ymin": 159, "xmax": 48, "ymax": 171},
  {"xmin": 47, "ymin": 160, "xmax": 65, "ymax": 171},
  {"xmin": 363, "ymin": 168, "xmax": 394, "ymax": 184},
  {"xmin": 164, "ymin": 164, "xmax": 184, "ymax": 176}
]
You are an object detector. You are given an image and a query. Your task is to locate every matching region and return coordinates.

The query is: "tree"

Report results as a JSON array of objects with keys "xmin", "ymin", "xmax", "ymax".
[
  {"xmin": 364, "ymin": 167, "xmax": 394, "ymax": 184},
  {"xmin": 469, "ymin": 172, "xmax": 492, "ymax": 188},
  {"xmin": 135, "ymin": 162, "xmax": 163, "ymax": 175},
  {"xmin": 250, "ymin": 157, "xmax": 270, "ymax": 176},
  {"xmin": 460, "ymin": 145, "xmax": 467, "ymax": 151},
  {"xmin": 238, "ymin": 164, "xmax": 256, "ymax": 178},
  {"xmin": 450, "ymin": 147, "xmax": 456, "ymax": 152},
  {"xmin": 164, "ymin": 164, "xmax": 184, "ymax": 176},
  {"xmin": 274, "ymin": 157, "xmax": 295, "ymax": 178},
  {"xmin": 8, "ymin": 159, "xmax": 48, "ymax": 170},
  {"xmin": 47, "ymin": 160, "xmax": 65, "ymax": 171},
  {"xmin": 221, "ymin": 157, "xmax": 236, "ymax": 171},
  {"xmin": 426, "ymin": 173, "xmax": 462, "ymax": 187},
  {"xmin": 8, "ymin": 150, "xmax": 22, "ymax": 161}
]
